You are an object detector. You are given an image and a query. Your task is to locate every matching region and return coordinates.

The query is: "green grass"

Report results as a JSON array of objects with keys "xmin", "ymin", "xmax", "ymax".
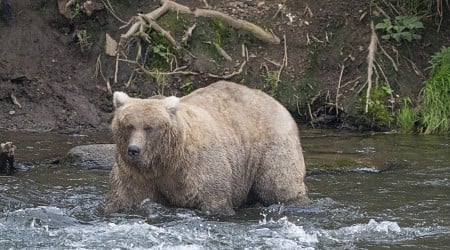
[
  {"xmin": 421, "ymin": 46, "xmax": 450, "ymax": 134},
  {"xmin": 396, "ymin": 99, "xmax": 419, "ymax": 133}
]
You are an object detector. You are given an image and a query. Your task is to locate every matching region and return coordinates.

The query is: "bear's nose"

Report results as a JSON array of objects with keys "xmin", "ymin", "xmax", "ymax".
[{"xmin": 128, "ymin": 145, "xmax": 141, "ymax": 156}]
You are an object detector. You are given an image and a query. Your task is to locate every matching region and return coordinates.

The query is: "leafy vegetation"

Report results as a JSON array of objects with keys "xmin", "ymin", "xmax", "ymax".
[
  {"xmin": 395, "ymin": 0, "xmax": 447, "ymax": 30},
  {"xmin": 360, "ymin": 85, "xmax": 394, "ymax": 128},
  {"xmin": 75, "ymin": 29, "xmax": 92, "ymax": 52},
  {"xmin": 375, "ymin": 16, "xmax": 424, "ymax": 42},
  {"xmin": 261, "ymin": 71, "xmax": 279, "ymax": 96}
]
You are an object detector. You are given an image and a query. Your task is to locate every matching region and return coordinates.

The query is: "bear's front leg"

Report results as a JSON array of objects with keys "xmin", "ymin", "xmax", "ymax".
[
  {"xmin": 199, "ymin": 193, "xmax": 235, "ymax": 216},
  {"xmin": 104, "ymin": 162, "xmax": 156, "ymax": 214}
]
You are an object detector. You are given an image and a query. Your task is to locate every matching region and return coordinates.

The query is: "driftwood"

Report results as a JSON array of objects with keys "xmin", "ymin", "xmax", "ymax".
[
  {"xmin": 113, "ymin": 0, "xmax": 280, "ymax": 83},
  {"xmin": 0, "ymin": 142, "xmax": 16, "ymax": 175}
]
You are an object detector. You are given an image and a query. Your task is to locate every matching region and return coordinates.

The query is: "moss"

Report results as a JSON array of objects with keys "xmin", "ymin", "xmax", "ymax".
[
  {"xmin": 157, "ymin": 12, "xmax": 192, "ymax": 41},
  {"xmin": 191, "ymin": 16, "xmax": 246, "ymax": 65},
  {"xmin": 59, "ymin": 154, "xmax": 82, "ymax": 167},
  {"xmin": 335, "ymin": 158, "xmax": 360, "ymax": 168},
  {"xmin": 207, "ymin": 17, "xmax": 232, "ymax": 45}
]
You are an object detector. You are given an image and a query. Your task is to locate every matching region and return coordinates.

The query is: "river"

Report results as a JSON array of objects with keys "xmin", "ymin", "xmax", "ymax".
[{"xmin": 0, "ymin": 130, "xmax": 449, "ymax": 249}]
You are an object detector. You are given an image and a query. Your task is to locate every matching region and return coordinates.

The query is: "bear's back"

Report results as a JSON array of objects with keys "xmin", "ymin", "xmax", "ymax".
[{"xmin": 180, "ymin": 81, "xmax": 297, "ymax": 135}]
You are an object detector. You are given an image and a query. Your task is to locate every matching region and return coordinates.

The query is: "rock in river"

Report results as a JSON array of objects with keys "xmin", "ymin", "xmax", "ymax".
[{"xmin": 63, "ymin": 144, "xmax": 115, "ymax": 170}]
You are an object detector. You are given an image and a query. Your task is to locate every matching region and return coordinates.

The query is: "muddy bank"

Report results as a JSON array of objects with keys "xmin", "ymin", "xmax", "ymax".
[{"xmin": 0, "ymin": 0, "xmax": 449, "ymax": 131}]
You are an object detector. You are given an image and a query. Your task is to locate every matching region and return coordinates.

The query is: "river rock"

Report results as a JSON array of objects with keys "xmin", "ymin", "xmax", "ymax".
[{"xmin": 63, "ymin": 144, "xmax": 115, "ymax": 170}]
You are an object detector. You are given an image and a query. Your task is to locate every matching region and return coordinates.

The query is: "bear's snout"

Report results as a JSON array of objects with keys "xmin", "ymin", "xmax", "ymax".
[{"xmin": 127, "ymin": 145, "xmax": 141, "ymax": 157}]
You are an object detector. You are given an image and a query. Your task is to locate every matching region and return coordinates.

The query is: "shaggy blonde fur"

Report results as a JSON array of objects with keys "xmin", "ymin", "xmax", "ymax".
[{"xmin": 105, "ymin": 81, "xmax": 308, "ymax": 215}]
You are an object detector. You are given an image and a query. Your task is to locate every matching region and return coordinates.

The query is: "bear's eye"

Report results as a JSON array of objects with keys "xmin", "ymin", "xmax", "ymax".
[
  {"xmin": 144, "ymin": 125, "xmax": 153, "ymax": 132},
  {"xmin": 126, "ymin": 124, "xmax": 135, "ymax": 131}
]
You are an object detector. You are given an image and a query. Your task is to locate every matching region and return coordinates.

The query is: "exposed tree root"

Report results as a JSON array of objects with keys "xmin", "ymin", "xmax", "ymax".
[
  {"xmin": 207, "ymin": 61, "xmax": 247, "ymax": 79},
  {"xmin": 365, "ymin": 22, "xmax": 377, "ymax": 114},
  {"xmin": 193, "ymin": 9, "xmax": 280, "ymax": 44},
  {"xmin": 335, "ymin": 64, "xmax": 344, "ymax": 116},
  {"xmin": 113, "ymin": 0, "xmax": 280, "ymax": 84}
]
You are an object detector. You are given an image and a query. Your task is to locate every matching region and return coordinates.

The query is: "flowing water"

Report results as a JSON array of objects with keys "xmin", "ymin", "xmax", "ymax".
[{"xmin": 0, "ymin": 130, "xmax": 449, "ymax": 249}]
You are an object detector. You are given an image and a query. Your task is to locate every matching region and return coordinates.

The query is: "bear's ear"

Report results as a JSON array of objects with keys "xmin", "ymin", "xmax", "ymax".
[
  {"xmin": 165, "ymin": 96, "xmax": 179, "ymax": 119},
  {"xmin": 113, "ymin": 92, "xmax": 130, "ymax": 108}
]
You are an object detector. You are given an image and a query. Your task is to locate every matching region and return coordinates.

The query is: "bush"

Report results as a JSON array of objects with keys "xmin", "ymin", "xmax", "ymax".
[{"xmin": 375, "ymin": 16, "xmax": 424, "ymax": 42}]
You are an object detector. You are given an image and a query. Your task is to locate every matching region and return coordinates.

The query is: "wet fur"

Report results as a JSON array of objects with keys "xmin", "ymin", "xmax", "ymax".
[{"xmin": 105, "ymin": 81, "xmax": 309, "ymax": 215}]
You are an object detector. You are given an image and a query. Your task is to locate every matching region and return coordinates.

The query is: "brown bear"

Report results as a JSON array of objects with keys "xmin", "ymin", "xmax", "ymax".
[
  {"xmin": 0, "ymin": 142, "xmax": 16, "ymax": 175},
  {"xmin": 105, "ymin": 81, "xmax": 308, "ymax": 215}
]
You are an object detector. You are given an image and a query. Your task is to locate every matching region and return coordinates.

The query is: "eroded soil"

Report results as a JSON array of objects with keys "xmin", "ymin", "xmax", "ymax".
[{"xmin": 0, "ymin": 0, "xmax": 448, "ymax": 132}]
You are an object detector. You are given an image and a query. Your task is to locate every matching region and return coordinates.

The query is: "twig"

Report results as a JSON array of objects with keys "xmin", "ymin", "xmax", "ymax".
[
  {"xmin": 307, "ymin": 103, "xmax": 315, "ymax": 128},
  {"xmin": 303, "ymin": 4, "xmax": 313, "ymax": 18},
  {"xmin": 335, "ymin": 64, "xmax": 344, "ymax": 116},
  {"xmin": 273, "ymin": 1, "xmax": 286, "ymax": 19},
  {"xmin": 194, "ymin": 8, "xmax": 280, "ymax": 44},
  {"xmin": 375, "ymin": 60, "xmax": 393, "ymax": 100},
  {"xmin": 365, "ymin": 21, "xmax": 377, "ymax": 113},
  {"xmin": 264, "ymin": 58, "xmax": 281, "ymax": 67},
  {"xmin": 122, "ymin": 59, "xmax": 198, "ymax": 77},
  {"xmin": 65, "ymin": 0, "xmax": 76, "ymax": 10},
  {"xmin": 375, "ymin": 4, "xmax": 391, "ymax": 20},
  {"xmin": 213, "ymin": 43, "xmax": 232, "ymax": 61},
  {"xmin": 140, "ymin": 16, "xmax": 180, "ymax": 49},
  {"xmin": 208, "ymin": 61, "xmax": 246, "ymax": 79},
  {"xmin": 201, "ymin": 0, "xmax": 211, "ymax": 9},
  {"xmin": 310, "ymin": 35, "xmax": 324, "ymax": 43},
  {"xmin": 114, "ymin": 53, "xmax": 120, "ymax": 83},
  {"xmin": 10, "ymin": 94, "xmax": 21, "ymax": 108},
  {"xmin": 404, "ymin": 57, "xmax": 422, "ymax": 76},
  {"xmin": 377, "ymin": 40, "xmax": 398, "ymax": 72},
  {"xmin": 100, "ymin": 0, "xmax": 127, "ymax": 24},
  {"xmin": 95, "ymin": 54, "xmax": 112, "ymax": 94},
  {"xmin": 241, "ymin": 43, "xmax": 246, "ymax": 58},
  {"xmin": 244, "ymin": 44, "xmax": 249, "ymax": 61},
  {"xmin": 340, "ymin": 76, "xmax": 361, "ymax": 89},
  {"xmin": 182, "ymin": 23, "xmax": 197, "ymax": 44},
  {"xmin": 125, "ymin": 71, "xmax": 135, "ymax": 88},
  {"xmin": 276, "ymin": 34, "xmax": 288, "ymax": 83},
  {"xmin": 283, "ymin": 34, "xmax": 288, "ymax": 67}
]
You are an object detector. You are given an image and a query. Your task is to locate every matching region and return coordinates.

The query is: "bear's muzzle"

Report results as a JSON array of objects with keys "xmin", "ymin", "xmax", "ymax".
[{"xmin": 128, "ymin": 145, "xmax": 141, "ymax": 156}]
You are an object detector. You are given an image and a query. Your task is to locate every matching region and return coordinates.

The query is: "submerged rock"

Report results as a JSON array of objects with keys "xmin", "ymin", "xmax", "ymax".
[{"xmin": 63, "ymin": 144, "xmax": 115, "ymax": 170}]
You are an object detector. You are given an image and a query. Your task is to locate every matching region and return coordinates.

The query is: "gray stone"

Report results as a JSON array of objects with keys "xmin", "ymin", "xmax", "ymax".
[{"xmin": 63, "ymin": 144, "xmax": 115, "ymax": 170}]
